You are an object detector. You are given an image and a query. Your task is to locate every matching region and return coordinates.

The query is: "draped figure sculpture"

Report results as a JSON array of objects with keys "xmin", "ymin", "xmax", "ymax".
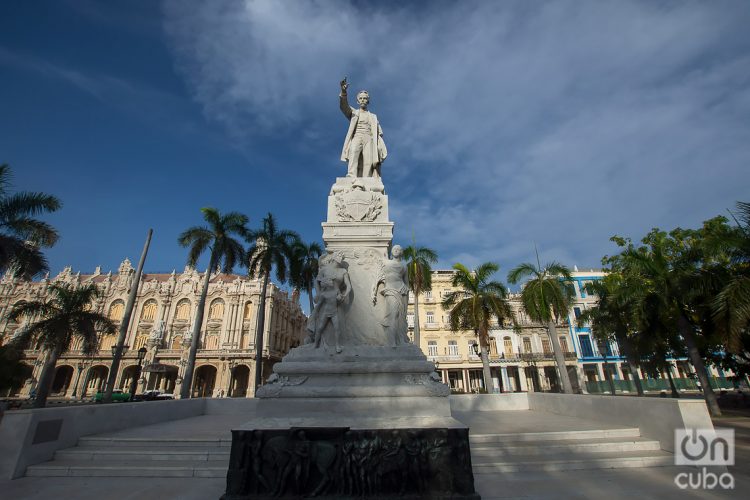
[
  {"xmin": 372, "ymin": 245, "xmax": 410, "ymax": 346},
  {"xmin": 340, "ymin": 77, "xmax": 388, "ymax": 179}
]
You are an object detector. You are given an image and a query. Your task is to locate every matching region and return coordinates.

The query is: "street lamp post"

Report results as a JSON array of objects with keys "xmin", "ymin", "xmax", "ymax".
[
  {"xmin": 129, "ymin": 347, "xmax": 147, "ymax": 401},
  {"xmin": 71, "ymin": 362, "xmax": 85, "ymax": 398},
  {"xmin": 227, "ymin": 359, "xmax": 238, "ymax": 398}
]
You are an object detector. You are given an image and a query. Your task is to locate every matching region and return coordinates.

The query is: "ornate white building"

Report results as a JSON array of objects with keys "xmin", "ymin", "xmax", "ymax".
[{"xmin": 0, "ymin": 259, "xmax": 307, "ymax": 399}]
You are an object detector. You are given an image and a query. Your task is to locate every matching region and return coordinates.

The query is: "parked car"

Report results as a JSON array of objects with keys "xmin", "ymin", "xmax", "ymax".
[
  {"xmin": 132, "ymin": 390, "xmax": 174, "ymax": 402},
  {"xmin": 93, "ymin": 390, "xmax": 130, "ymax": 403},
  {"xmin": 132, "ymin": 390, "xmax": 161, "ymax": 402}
]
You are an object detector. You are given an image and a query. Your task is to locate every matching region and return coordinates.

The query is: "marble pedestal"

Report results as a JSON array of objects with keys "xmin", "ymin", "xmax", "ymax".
[
  {"xmin": 222, "ymin": 398, "xmax": 478, "ymax": 500},
  {"xmin": 256, "ymin": 344, "xmax": 449, "ymax": 398},
  {"xmin": 223, "ymin": 175, "xmax": 479, "ymax": 498}
]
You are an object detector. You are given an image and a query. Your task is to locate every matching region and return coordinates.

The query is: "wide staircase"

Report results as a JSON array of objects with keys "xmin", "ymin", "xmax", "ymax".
[
  {"xmin": 26, "ymin": 435, "xmax": 232, "ymax": 478},
  {"xmin": 26, "ymin": 426, "xmax": 672, "ymax": 478},
  {"xmin": 471, "ymin": 427, "xmax": 672, "ymax": 473}
]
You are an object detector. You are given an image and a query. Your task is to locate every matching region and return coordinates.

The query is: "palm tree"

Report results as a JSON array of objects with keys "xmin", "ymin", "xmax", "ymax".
[
  {"xmin": 0, "ymin": 164, "xmax": 61, "ymax": 279},
  {"xmin": 508, "ymin": 259, "xmax": 575, "ymax": 394},
  {"xmin": 712, "ymin": 201, "xmax": 750, "ymax": 350},
  {"xmin": 442, "ymin": 262, "xmax": 512, "ymax": 393},
  {"xmin": 580, "ymin": 276, "xmax": 645, "ymax": 396},
  {"xmin": 7, "ymin": 283, "xmax": 116, "ymax": 408},
  {"xmin": 177, "ymin": 208, "xmax": 249, "ymax": 399},
  {"xmin": 403, "ymin": 245, "xmax": 438, "ymax": 349},
  {"xmin": 290, "ymin": 239, "xmax": 323, "ymax": 314},
  {"xmin": 246, "ymin": 213, "xmax": 300, "ymax": 393},
  {"xmin": 611, "ymin": 229, "xmax": 723, "ymax": 415}
]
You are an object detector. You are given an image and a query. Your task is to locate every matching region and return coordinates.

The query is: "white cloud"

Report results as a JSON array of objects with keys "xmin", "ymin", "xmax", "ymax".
[{"xmin": 162, "ymin": 0, "xmax": 750, "ymax": 272}]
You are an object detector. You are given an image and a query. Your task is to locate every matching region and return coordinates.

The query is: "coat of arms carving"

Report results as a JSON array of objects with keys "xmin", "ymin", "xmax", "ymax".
[{"xmin": 334, "ymin": 182, "xmax": 383, "ymax": 222}]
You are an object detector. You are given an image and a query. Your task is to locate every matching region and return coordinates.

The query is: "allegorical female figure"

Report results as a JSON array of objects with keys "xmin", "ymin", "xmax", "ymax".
[{"xmin": 372, "ymin": 245, "xmax": 409, "ymax": 346}]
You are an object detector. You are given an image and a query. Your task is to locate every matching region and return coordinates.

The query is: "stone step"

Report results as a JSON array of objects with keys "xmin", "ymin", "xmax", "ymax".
[
  {"xmin": 470, "ymin": 436, "xmax": 661, "ymax": 456},
  {"xmin": 55, "ymin": 448, "xmax": 230, "ymax": 462},
  {"xmin": 472, "ymin": 450, "xmax": 673, "ymax": 473},
  {"xmin": 469, "ymin": 428, "xmax": 640, "ymax": 444},
  {"xmin": 26, "ymin": 460, "xmax": 228, "ymax": 478},
  {"xmin": 76, "ymin": 436, "xmax": 232, "ymax": 448}
]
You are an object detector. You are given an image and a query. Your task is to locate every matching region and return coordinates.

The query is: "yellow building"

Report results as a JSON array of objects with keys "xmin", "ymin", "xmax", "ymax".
[
  {"xmin": 409, "ymin": 270, "xmax": 581, "ymax": 394},
  {"xmin": 0, "ymin": 259, "xmax": 306, "ymax": 399}
]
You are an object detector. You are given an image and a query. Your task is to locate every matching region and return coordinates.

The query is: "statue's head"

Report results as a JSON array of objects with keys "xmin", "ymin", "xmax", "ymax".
[
  {"xmin": 391, "ymin": 245, "xmax": 403, "ymax": 259},
  {"xmin": 326, "ymin": 250, "xmax": 345, "ymax": 265},
  {"xmin": 357, "ymin": 90, "xmax": 369, "ymax": 108}
]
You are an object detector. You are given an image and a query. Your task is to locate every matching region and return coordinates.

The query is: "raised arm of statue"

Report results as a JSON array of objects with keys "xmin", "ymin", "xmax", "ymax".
[{"xmin": 339, "ymin": 77, "xmax": 353, "ymax": 120}]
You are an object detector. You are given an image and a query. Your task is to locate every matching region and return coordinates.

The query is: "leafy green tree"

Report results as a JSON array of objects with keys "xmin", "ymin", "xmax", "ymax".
[
  {"xmin": 403, "ymin": 245, "xmax": 438, "ymax": 348},
  {"xmin": 508, "ymin": 259, "xmax": 575, "ymax": 393},
  {"xmin": 606, "ymin": 225, "xmax": 727, "ymax": 416},
  {"xmin": 177, "ymin": 208, "xmax": 249, "ymax": 399},
  {"xmin": 0, "ymin": 164, "xmax": 61, "ymax": 279},
  {"xmin": 711, "ymin": 201, "xmax": 750, "ymax": 351},
  {"xmin": 246, "ymin": 213, "xmax": 300, "ymax": 393},
  {"xmin": 442, "ymin": 262, "xmax": 512, "ymax": 393},
  {"xmin": 0, "ymin": 343, "xmax": 32, "ymax": 396},
  {"xmin": 580, "ymin": 275, "xmax": 645, "ymax": 396},
  {"xmin": 290, "ymin": 239, "xmax": 323, "ymax": 314},
  {"xmin": 7, "ymin": 283, "xmax": 116, "ymax": 408}
]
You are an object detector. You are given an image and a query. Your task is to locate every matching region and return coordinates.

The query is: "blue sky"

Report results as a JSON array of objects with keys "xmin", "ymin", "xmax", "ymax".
[{"xmin": 2, "ymin": 1, "xmax": 750, "ymax": 301}]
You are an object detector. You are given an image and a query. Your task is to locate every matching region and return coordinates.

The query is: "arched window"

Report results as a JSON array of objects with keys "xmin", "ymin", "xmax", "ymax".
[
  {"xmin": 243, "ymin": 302, "xmax": 253, "ymax": 320},
  {"xmin": 175, "ymin": 299, "xmax": 191, "ymax": 321},
  {"xmin": 108, "ymin": 301, "xmax": 125, "ymax": 321},
  {"xmin": 140, "ymin": 300, "xmax": 157, "ymax": 321},
  {"xmin": 427, "ymin": 341, "xmax": 438, "ymax": 356},
  {"xmin": 208, "ymin": 299, "xmax": 225, "ymax": 320},
  {"xmin": 503, "ymin": 337, "xmax": 513, "ymax": 358}
]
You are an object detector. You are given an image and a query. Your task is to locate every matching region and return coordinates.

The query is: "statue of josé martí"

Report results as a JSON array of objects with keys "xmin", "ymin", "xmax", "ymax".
[{"xmin": 340, "ymin": 77, "xmax": 388, "ymax": 179}]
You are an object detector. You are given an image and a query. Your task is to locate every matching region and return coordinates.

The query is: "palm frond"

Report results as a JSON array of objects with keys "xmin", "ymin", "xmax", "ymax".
[
  {"xmin": 507, "ymin": 262, "xmax": 538, "ymax": 284},
  {"xmin": 0, "ymin": 191, "xmax": 62, "ymax": 220}
]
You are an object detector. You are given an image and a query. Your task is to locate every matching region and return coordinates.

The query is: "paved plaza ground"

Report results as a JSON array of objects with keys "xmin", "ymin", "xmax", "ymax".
[{"xmin": 1, "ymin": 406, "xmax": 747, "ymax": 499}]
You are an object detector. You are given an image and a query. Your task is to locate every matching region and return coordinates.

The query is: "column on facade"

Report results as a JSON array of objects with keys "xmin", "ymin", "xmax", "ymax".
[
  {"xmin": 577, "ymin": 365, "xmax": 588, "ymax": 394},
  {"xmin": 227, "ymin": 299, "xmax": 239, "ymax": 347},
  {"xmin": 501, "ymin": 366, "xmax": 511, "ymax": 393},
  {"xmin": 517, "ymin": 366, "xmax": 528, "ymax": 392},
  {"xmin": 538, "ymin": 367, "xmax": 550, "ymax": 391},
  {"xmin": 614, "ymin": 362, "xmax": 624, "ymax": 380},
  {"xmin": 596, "ymin": 363, "xmax": 605, "ymax": 382},
  {"xmin": 461, "ymin": 369, "xmax": 470, "ymax": 392}
]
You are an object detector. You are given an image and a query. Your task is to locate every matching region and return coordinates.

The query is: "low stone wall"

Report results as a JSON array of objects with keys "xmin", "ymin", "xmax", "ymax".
[
  {"xmin": 0, "ymin": 398, "xmax": 207, "ymax": 479},
  {"xmin": 449, "ymin": 393, "xmax": 529, "ymax": 412},
  {"xmin": 527, "ymin": 392, "xmax": 714, "ymax": 452},
  {"xmin": 204, "ymin": 397, "xmax": 260, "ymax": 415}
]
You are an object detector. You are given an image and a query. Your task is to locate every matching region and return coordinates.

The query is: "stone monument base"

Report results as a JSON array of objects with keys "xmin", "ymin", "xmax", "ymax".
[
  {"xmin": 222, "ymin": 397, "xmax": 479, "ymax": 499},
  {"xmin": 256, "ymin": 344, "xmax": 450, "ymax": 398}
]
